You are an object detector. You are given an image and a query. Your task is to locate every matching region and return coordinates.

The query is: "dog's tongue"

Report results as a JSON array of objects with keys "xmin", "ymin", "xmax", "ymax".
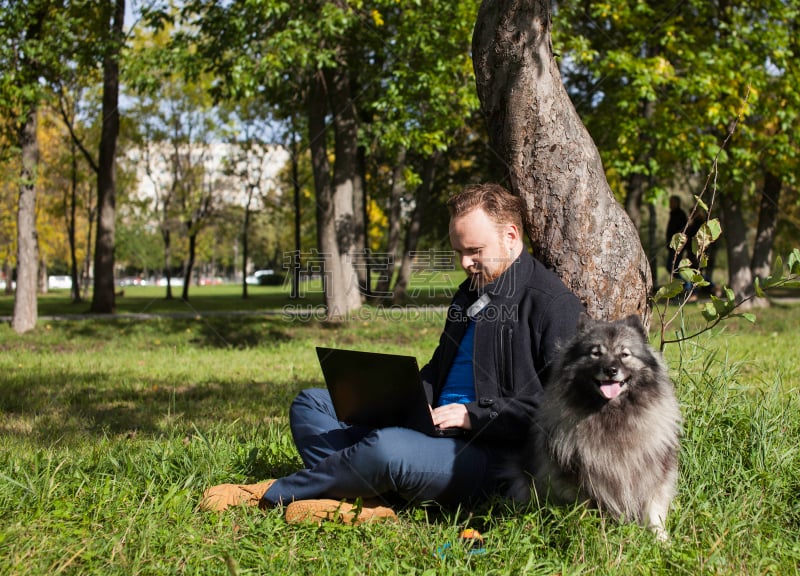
[{"xmin": 599, "ymin": 381, "xmax": 622, "ymax": 399}]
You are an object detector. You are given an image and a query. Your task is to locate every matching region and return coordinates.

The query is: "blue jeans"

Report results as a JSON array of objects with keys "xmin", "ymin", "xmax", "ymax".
[{"xmin": 262, "ymin": 388, "xmax": 493, "ymax": 507}]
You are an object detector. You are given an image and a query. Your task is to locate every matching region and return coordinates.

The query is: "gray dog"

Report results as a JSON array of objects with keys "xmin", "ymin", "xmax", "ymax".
[{"xmin": 509, "ymin": 314, "xmax": 682, "ymax": 540}]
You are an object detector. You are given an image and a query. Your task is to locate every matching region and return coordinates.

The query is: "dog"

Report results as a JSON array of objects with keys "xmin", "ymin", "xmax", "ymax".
[{"xmin": 508, "ymin": 313, "xmax": 681, "ymax": 540}]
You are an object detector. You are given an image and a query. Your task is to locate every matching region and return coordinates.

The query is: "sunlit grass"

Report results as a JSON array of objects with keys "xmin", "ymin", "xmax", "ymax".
[{"xmin": 1, "ymin": 302, "xmax": 798, "ymax": 574}]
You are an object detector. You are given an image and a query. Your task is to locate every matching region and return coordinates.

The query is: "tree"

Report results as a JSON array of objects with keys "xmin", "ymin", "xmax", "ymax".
[
  {"xmin": 473, "ymin": 0, "xmax": 653, "ymax": 325},
  {"xmin": 219, "ymin": 101, "xmax": 286, "ymax": 299},
  {"xmin": 0, "ymin": 0, "xmax": 60, "ymax": 333},
  {"xmin": 553, "ymin": 0, "xmax": 800, "ymax": 308},
  {"xmin": 89, "ymin": 0, "xmax": 125, "ymax": 313},
  {"xmin": 181, "ymin": 0, "xmax": 481, "ymax": 319}
]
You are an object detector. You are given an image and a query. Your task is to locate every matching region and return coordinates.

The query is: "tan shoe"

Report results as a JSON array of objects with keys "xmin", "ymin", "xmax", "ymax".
[
  {"xmin": 284, "ymin": 498, "xmax": 397, "ymax": 525},
  {"xmin": 199, "ymin": 480, "xmax": 276, "ymax": 512}
]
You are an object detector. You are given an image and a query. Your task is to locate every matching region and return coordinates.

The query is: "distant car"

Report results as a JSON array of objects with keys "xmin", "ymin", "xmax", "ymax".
[{"xmin": 246, "ymin": 269, "xmax": 281, "ymax": 286}]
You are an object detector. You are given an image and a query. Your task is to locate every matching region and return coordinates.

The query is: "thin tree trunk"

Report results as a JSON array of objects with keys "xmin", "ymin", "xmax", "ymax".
[
  {"xmin": 3, "ymin": 261, "xmax": 13, "ymax": 296},
  {"xmin": 241, "ymin": 188, "xmax": 252, "ymax": 299},
  {"xmin": 720, "ymin": 188, "xmax": 756, "ymax": 308},
  {"xmin": 38, "ymin": 258, "xmax": 48, "ymax": 294},
  {"xmin": 751, "ymin": 169, "xmax": 781, "ymax": 281},
  {"xmin": 375, "ymin": 146, "xmax": 407, "ymax": 298},
  {"xmin": 308, "ymin": 71, "xmax": 340, "ymax": 316},
  {"xmin": 90, "ymin": 0, "xmax": 125, "ymax": 314},
  {"xmin": 473, "ymin": 0, "xmax": 652, "ymax": 326},
  {"xmin": 162, "ymin": 226, "xmax": 174, "ymax": 300},
  {"xmin": 83, "ymin": 204, "xmax": 95, "ymax": 297},
  {"xmin": 68, "ymin": 139, "xmax": 82, "ymax": 303},
  {"xmin": 352, "ymin": 144, "xmax": 368, "ymax": 294},
  {"xmin": 393, "ymin": 152, "xmax": 439, "ymax": 304},
  {"xmin": 182, "ymin": 230, "xmax": 197, "ymax": 301},
  {"xmin": 12, "ymin": 107, "xmax": 39, "ymax": 334},
  {"xmin": 290, "ymin": 126, "xmax": 302, "ymax": 299}
]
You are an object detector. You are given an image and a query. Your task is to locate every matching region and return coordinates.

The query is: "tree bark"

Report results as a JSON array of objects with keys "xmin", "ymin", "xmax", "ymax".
[
  {"xmin": 241, "ymin": 187, "xmax": 253, "ymax": 299},
  {"xmin": 352, "ymin": 144, "xmax": 368, "ymax": 293},
  {"xmin": 393, "ymin": 152, "xmax": 439, "ymax": 303},
  {"xmin": 719, "ymin": 187, "xmax": 756, "ymax": 308},
  {"xmin": 309, "ymin": 72, "xmax": 345, "ymax": 320},
  {"xmin": 751, "ymin": 169, "xmax": 781, "ymax": 281},
  {"xmin": 324, "ymin": 65, "xmax": 363, "ymax": 319},
  {"xmin": 182, "ymin": 230, "xmax": 197, "ymax": 301},
  {"xmin": 12, "ymin": 107, "xmax": 39, "ymax": 334},
  {"xmin": 290, "ymin": 126, "xmax": 302, "ymax": 299},
  {"xmin": 375, "ymin": 146, "xmax": 407, "ymax": 298},
  {"xmin": 68, "ymin": 139, "xmax": 82, "ymax": 303},
  {"xmin": 3, "ymin": 260, "xmax": 13, "ymax": 296},
  {"xmin": 90, "ymin": 0, "xmax": 125, "ymax": 314},
  {"xmin": 472, "ymin": 0, "xmax": 652, "ymax": 326}
]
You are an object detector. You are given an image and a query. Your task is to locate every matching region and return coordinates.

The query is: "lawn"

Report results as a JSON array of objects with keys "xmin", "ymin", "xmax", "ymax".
[{"xmin": 0, "ymin": 294, "xmax": 798, "ymax": 575}]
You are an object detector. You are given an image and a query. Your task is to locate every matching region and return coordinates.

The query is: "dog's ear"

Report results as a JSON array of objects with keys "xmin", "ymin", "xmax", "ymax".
[
  {"xmin": 576, "ymin": 312, "xmax": 595, "ymax": 333},
  {"xmin": 621, "ymin": 314, "xmax": 647, "ymax": 338}
]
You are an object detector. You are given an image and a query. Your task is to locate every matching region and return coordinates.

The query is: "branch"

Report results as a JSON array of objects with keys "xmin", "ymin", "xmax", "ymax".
[{"xmin": 56, "ymin": 87, "xmax": 99, "ymax": 174}]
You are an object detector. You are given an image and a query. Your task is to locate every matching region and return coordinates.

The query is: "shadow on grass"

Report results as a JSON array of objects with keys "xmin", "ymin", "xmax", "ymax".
[
  {"xmin": 0, "ymin": 368, "xmax": 320, "ymax": 445},
  {"xmin": 48, "ymin": 315, "xmax": 303, "ymax": 349}
]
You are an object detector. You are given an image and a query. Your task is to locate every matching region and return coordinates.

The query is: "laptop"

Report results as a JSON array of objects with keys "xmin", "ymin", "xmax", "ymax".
[{"xmin": 315, "ymin": 347, "xmax": 463, "ymax": 438}]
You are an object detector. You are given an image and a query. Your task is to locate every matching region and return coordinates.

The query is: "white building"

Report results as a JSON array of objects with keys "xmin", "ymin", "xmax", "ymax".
[{"xmin": 125, "ymin": 141, "xmax": 290, "ymax": 210}]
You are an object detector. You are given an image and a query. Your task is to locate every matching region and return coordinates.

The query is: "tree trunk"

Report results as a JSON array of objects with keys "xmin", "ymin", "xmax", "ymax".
[
  {"xmin": 324, "ymin": 65, "xmax": 363, "ymax": 320},
  {"xmin": 162, "ymin": 226, "xmax": 174, "ymax": 300},
  {"xmin": 308, "ymin": 72, "xmax": 341, "ymax": 318},
  {"xmin": 38, "ymin": 258, "xmax": 48, "ymax": 294},
  {"xmin": 68, "ymin": 139, "xmax": 82, "ymax": 303},
  {"xmin": 290, "ymin": 126, "xmax": 302, "ymax": 299},
  {"xmin": 472, "ymin": 0, "xmax": 652, "ymax": 326},
  {"xmin": 182, "ymin": 230, "xmax": 197, "ymax": 301},
  {"xmin": 352, "ymin": 144, "xmax": 368, "ymax": 294},
  {"xmin": 90, "ymin": 0, "xmax": 125, "ymax": 314},
  {"xmin": 12, "ymin": 107, "xmax": 39, "ymax": 334},
  {"xmin": 3, "ymin": 260, "xmax": 13, "ymax": 296},
  {"xmin": 241, "ymin": 188, "xmax": 252, "ymax": 299},
  {"xmin": 751, "ymin": 169, "xmax": 781, "ymax": 281},
  {"xmin": 393, "ymin": 152, "xmax": 439, "ymax": 304},
  {"xmin": 83, "ymin": 204, "xmax": 95, "ymax": 297},
  {"xmin": 719, "ymin": 187, "xmax": 756, "ymax": 308},
  {"xmin": 375, "ymin": 146, "xmax": 407, "ymax": 298}
]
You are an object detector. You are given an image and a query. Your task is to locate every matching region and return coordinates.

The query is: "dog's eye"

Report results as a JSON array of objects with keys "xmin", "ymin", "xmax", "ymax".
[
  {"xmin": 620, "ymin": 349, "xmax": 631, "ymax": 359},
  {"xmin": 590, "ymin": 346, "xmax": 602, "ymax": 358}
]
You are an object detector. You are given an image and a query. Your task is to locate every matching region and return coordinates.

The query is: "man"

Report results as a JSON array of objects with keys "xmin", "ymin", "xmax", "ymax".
[{"xmin": 201, "ymin": 183, "xmax": 584, "ymax": 524}]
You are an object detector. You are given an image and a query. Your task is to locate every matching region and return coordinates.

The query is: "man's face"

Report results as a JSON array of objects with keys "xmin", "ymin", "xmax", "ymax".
[{"xmin": 449, "ymin": 208, "xmax": 518, "ymax": 290}]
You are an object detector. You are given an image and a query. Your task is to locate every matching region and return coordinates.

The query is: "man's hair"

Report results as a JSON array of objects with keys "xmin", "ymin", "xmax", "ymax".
[{"xmin": 447, "ymin": 183, "xmax": 524, "ymax": 230}]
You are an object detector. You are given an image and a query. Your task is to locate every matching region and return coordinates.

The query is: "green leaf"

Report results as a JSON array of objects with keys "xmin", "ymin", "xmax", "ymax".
[
  {"xmin": 755, "ymin": 277, "xmax": 765, "ymax": 298},
  {"xmin": 705, "ymin": 218, "xmax": 722, "ymax": 241},
  {"xmin": 700, "ymin": 302, "xmax": 719, "ymax": 322},
  {"xmin": 654, "ymin": 279, "xmax": 685, "ymax": 301},
  {"xmin": 788, "ymin": 249, "xmax": 800, "ymax": 275},
  {"xmin": 669, "ymin": 233, "xmax": 687, "ymax": 252},
  {"xmin": 693, "ymin": 195, "xmax": 709, "ymax": 212},
  {"xmin": 771, "ymin": 255, "xmax": 784, "ymax": 279},
  {"xmin": 678, "ymin": 268, "xmax": 696, "ymax": 283}
]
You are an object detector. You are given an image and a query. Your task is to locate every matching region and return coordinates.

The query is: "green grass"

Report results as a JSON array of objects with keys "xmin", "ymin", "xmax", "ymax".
[
  {"xmin": 1, "ymin": 300, "xmax": 799, "ymax": 574},
  {"xmin": 0, "ymin": 279, "xmax": 458, "ymax": 318}
]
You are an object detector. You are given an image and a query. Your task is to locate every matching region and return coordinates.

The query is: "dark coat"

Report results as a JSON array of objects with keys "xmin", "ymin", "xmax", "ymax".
[{"xmin": 419, "ymin": 250, "xmax": 584, "ymax": 442}]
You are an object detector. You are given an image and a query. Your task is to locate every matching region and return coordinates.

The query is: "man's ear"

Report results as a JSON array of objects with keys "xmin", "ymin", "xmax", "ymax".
[{"xmin": 504, "ymin": 223, "xmax": 521, "ymax": 246}]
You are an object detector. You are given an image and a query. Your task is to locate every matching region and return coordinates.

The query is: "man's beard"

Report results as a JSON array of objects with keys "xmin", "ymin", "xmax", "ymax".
[{"xmin": 467, "ymin": 266, "xmax": 504, "ymax": 291}]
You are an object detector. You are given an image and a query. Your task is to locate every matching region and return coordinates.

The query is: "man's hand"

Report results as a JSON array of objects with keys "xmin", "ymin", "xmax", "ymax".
[{"xmin": 430, "ymin": 403, "xmax": 472, "ymax": 430}]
